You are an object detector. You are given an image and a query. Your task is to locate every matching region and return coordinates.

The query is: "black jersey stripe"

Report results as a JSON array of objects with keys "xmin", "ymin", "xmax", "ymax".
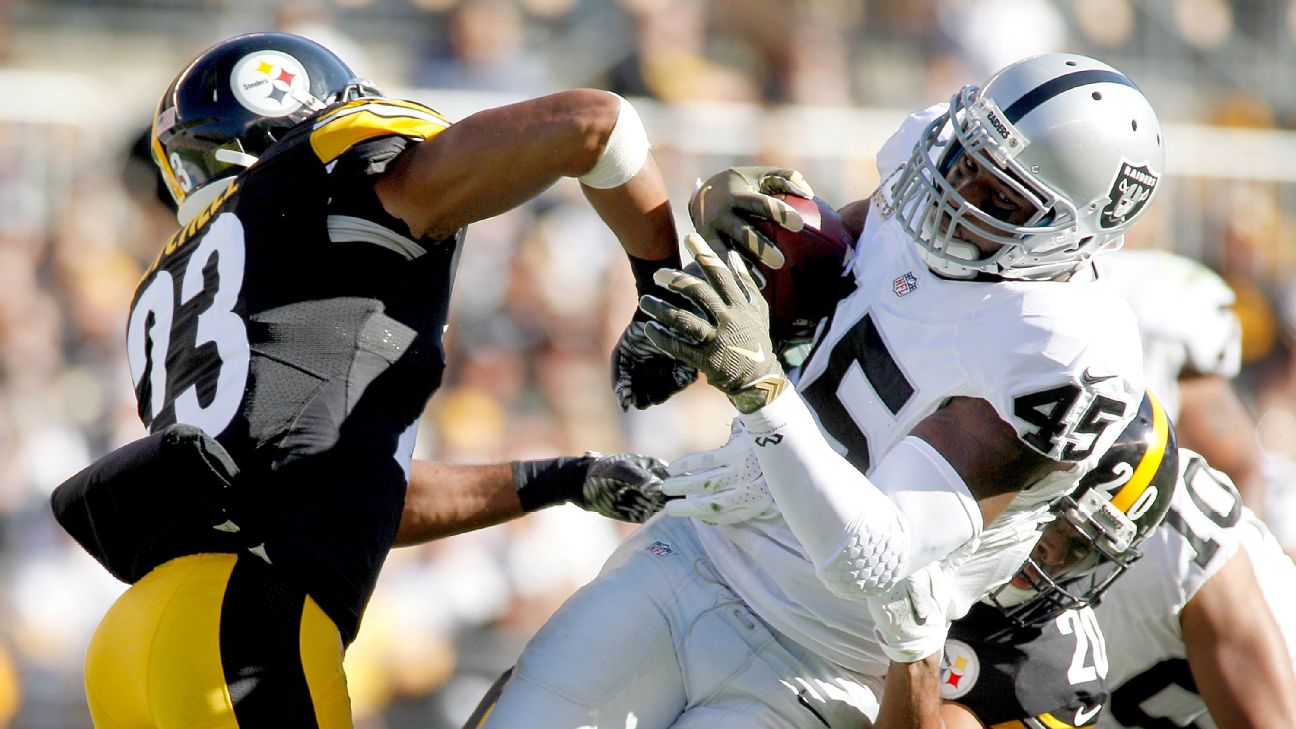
[
  {"xmin": 861, "ymin": 314, "xmax": 915, "ymax": 415},
  {"xmin": 221, "ymin": 554, "xmax": 320, "ymax": 728},
  {"xmin": 1002, "ymin": 70, "xmax": 1138, "ymax": 124}
]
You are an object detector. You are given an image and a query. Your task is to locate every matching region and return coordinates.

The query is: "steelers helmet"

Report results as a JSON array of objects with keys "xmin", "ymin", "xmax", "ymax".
[
  {"xmin": 151, "ymin": 32, "xmax": 376, "ymax": 223},
  {"xmin": 890, "ymin": 53, "xmax": 1165, "ymax": 281},
  {"xmin": 990, "ymin": 390, "xmax": 1178, "ymax": 625}
]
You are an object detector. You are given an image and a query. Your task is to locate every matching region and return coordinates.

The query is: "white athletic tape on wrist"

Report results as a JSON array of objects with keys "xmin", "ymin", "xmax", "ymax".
[{"xmin": 577, "ymin": 94, "xmax": 650, "ymax": 189}]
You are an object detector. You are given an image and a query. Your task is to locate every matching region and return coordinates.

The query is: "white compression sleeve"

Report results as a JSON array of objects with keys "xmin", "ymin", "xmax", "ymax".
[{"xmin": 740, "ymin": 389, "xmax": 983, "ymax": 599}]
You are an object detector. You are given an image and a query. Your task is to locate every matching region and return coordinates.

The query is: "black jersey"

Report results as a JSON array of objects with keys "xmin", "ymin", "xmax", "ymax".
[
  {"xmin": 125, "ymin": 96, "xmax": 458, "ymax": 644},
  {"xmin": 940, "ymin": 602, "xmax": 1109, "ymax": 729}
]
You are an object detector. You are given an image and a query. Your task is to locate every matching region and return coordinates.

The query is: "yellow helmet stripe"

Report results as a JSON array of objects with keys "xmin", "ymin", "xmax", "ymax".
[
  {"xmin": 309, "ymin": 99, "xmax": 450, "ymax": 164},
  {"xmin": 1110, "ymin": 390, "xmax": 1168, "ymax": 514},
  {"xmin": 151, "ymin": 115, "xmax": 185, "ymax": 204}
]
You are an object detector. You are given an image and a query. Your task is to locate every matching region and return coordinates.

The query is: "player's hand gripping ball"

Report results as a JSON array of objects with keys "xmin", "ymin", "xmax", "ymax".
[{"xmin": 746, "ymin": 193, "xmax": 854, "ymax": 345}]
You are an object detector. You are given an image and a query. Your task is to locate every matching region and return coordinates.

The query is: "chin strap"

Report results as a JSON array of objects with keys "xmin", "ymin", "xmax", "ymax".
[
  {"xmin": 175, "ymin": 178, "xmax": 238, "ymax": 226},
  {"xmin": 338, "ymin": 79, "xmax": 384, "ymax": 102}
]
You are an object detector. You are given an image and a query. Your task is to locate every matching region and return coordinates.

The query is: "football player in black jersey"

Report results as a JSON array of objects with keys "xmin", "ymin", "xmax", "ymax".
[
  {"xmin": 50, "ymin": 31, "xmax": 691, "ymax": 728},
  {"xmin": 862, "ymin": 393, "xmax": 1179, "ymax": 729}
]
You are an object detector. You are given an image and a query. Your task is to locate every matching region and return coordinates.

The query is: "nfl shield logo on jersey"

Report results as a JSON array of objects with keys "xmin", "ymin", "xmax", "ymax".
[
  {"xmin": 646, "ymin": 540, "xmax": 675, "ymax": 557},
  {"xmin": 893, "ymin": 272, "xmax": 918, "ymax": 297}
]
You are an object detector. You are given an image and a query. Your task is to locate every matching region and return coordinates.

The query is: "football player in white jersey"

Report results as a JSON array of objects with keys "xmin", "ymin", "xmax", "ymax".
[
  {"xmin": 837, "ymin": 392, "xmax": 1179, "ymax": 729},
  {"xmin": 478, "ymin": 53, "xmax": 1163, "ymax": 728},
  {"xmin": 1101, "ymin": 249, "xmax": 1296, "ymax": 563},
  {"xmin": 1092, "ymin": 448, "xmax": 1296, "ymax": 728},
  {"xmin": 970, "ymin": 430, "xmax": 1296, "ymax": 726},
  {"xmin": 863, "ymin": 390, "xmax": 1296, "ymax": 729}
]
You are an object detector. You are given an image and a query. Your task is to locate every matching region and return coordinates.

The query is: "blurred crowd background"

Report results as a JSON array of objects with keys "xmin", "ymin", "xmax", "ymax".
[{"xmin": 4, "ymin": 0, "xmax": 1296, "ymax": 726}]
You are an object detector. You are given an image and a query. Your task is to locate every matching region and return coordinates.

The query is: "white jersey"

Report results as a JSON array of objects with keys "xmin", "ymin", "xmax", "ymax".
[
  {"xmin": 1095, "ymin": 449, "xmax": 1296, "ymax": 728},
  {"xmin": 693, "ymin": 105, "xmax": 1146, "ymax": 676},
  {"xmin": 1099, "ymin": 250, "xmax": 1241, "ymax": 421}
]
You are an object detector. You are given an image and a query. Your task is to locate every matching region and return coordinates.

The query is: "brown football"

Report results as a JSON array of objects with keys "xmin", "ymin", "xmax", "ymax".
[{"xmin": 750, "ymin": 194, "xmax": 855, "ymax": 344}]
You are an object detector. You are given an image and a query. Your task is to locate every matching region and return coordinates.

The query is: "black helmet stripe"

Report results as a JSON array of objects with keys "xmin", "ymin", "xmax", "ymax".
[{"xmin": 1002, "ymin": 70, "xmax": 1140, "ymax": 124}]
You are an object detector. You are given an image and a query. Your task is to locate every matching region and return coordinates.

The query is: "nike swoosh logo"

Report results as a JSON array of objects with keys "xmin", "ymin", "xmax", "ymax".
[
  {"xmin": 1074, "ymin": 702, "xmax": 1102, "ymax": 725},
  {"xmin": 1080, "ymin": 367, "xmax": 1116, "ymax": 386},
  {"xmin": 727, "ymin": 345, "xmax": 767, "ymax": 363}
]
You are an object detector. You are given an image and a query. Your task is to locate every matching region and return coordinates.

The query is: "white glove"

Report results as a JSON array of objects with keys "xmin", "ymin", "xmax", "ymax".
[
  {"xmin": 660, "ymin": 420, "xmax": 779, "ymax": 525},
  {"xmin": 868, "ymin": 560, "xmax": 956, "ymax": 664}
]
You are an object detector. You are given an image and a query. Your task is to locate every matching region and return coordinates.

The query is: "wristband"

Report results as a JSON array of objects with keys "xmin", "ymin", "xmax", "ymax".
[
  {"xmin": 628, "ymin": 252, "xmax": 682, "ymax": 296},
  {"xmin": 512, "ymin": 455, "xmax": 595, "ymax": 512},
  {"xmin": 629, "ymin": 252, "xmax": 689, "ymax": 322}
]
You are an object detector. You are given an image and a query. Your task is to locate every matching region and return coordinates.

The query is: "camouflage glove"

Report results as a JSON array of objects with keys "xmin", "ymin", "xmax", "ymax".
[
  {"xmin": 688, "ymin": 166, "xmax": 815, "ymax": 268},
  {"xmin": 513, "ymin": 452, "xmax": 671, "ymax": 523},
  {"xmin": 639, "ymin": 233, "xmax": 789, "ymax": 414},
  {"xmin": 611, "ymin": 321, "xmax": 699, "ymax": 411},
  {"xmin": 578, "ymin": 452, "xmax": 673, "ymax": 523}
]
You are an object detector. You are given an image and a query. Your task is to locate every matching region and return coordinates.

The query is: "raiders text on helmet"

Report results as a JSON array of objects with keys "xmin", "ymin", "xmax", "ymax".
[{"xmin": 890, "ymin": 53, "xmax": 1165, "ymax": 280}]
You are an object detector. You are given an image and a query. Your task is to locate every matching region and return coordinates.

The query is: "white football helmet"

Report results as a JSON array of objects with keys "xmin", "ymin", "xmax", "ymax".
[{"xmin": 890, "ymin": 53, "xmax": 1165, "ymax": 280}]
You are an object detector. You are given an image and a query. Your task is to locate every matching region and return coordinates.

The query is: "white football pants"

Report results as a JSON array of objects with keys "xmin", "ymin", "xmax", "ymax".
[{"xmin": 480, "ymin": 514, "xmax": 882, "ymax": 729}]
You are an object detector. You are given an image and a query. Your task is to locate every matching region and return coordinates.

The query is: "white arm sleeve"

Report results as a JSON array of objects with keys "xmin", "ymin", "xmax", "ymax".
[{"xmin": 740, "ymin": 389, "xmax": 982, "ymax": 599}]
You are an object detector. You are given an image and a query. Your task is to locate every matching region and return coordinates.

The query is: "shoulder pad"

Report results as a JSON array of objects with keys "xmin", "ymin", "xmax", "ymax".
[
  {"xmin": 309, "ymin": 97, "xmax": 451, "ymax": 165},
  {"xmin": 962, "ymin": 285, "xmax": 1145, "ymax": 463}
]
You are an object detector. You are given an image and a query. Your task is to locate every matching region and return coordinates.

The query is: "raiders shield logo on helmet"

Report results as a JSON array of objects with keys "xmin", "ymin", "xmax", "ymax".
[{"xmin": 1100, "ymin": 161, "xmax": 1159, "ymax": 229}]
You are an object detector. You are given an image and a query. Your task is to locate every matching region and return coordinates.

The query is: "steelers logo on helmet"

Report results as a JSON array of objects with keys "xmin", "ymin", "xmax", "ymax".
[
  {"xmin": 939, "ymin": 639, "xmax": 980, "ymax": 700},
  {"xmin": 230, "ymin": 50, "xmax": 313, "ymax": 117}
]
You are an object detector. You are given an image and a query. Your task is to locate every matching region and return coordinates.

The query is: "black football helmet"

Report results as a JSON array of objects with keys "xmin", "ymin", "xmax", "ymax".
[
  {"xmin": 151, "ymin": 32, "xmax": 376, "ymax": 222},
  {"xmin": 989, "ymin": 390, "xmax": 1178, "ymax": 626}
]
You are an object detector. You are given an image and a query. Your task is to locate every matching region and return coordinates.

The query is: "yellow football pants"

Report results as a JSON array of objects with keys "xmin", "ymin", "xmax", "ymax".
[{"xmin": 85, "ymin": 553, "xmax": 352, "ymax": 728}]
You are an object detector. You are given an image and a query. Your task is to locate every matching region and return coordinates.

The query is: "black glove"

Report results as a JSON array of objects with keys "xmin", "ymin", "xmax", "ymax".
[
  {"xmin": 612, "ymin": 253, "xmax": 700, "ymax": 411},
  {"xmin": 611, "ymin": 321, "xmax": 699, "ymax": 411},
  {"xmin": 513, "ymin": 452, "xmax": 672, "ymax": 523},
  {"xmin": 688, "ymin": 165, "xmax": 814, "ymax": 268},
  {"xmin": 639, "ymin": 233, "xmax": 790, "ymax": 414}
]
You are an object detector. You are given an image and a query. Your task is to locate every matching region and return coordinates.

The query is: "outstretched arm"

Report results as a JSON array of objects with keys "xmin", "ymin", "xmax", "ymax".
[
  {"xmin": 373, "ymin": 89, "xmax": 675, "ymax": 258},
  {"xmin": 396, "ymin": 461, "xmax": 520, "ymax": 545},
  {"xmin": 1180, "ymin": 548, "xmax": 1296, "ymax": 729},
  {"xmin": 395, "ymin": 453, "xmax": 670, "ymax": 546}
]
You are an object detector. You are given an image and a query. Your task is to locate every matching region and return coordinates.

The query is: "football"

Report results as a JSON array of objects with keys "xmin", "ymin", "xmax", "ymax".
[{"xmin": 748, "ymin": 193, "xmax": 855, "ymax": 344}]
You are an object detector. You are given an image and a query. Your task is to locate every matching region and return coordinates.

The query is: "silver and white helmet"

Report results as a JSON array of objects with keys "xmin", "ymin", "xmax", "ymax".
[{"xmin": 890, "ymin": 53, "xmax": 1165, "ymax": 280}]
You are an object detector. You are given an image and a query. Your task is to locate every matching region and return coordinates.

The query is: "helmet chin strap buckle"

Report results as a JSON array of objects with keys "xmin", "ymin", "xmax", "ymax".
[{"xmin": 1069, "ymin": 489, "xmax": 1136, "ymax": 553}]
